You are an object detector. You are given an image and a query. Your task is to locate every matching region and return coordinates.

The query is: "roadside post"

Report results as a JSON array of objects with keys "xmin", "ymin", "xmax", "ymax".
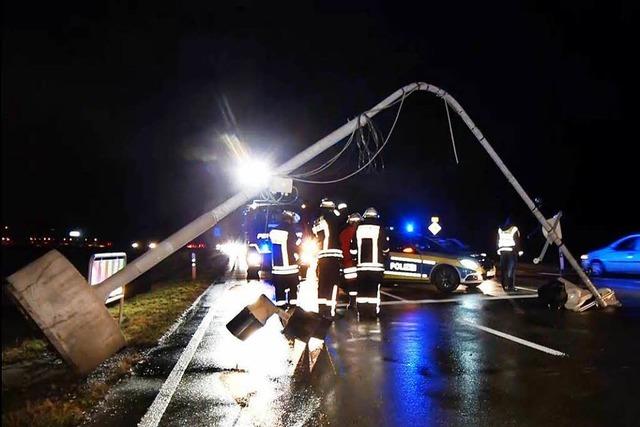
[
  {"xmin": 6, "ymin": 81, "xmax": 608, "ymax": 375},
  {"xmin": 191, "ymin": 252, "xmax": 196, "ymax": 280}
]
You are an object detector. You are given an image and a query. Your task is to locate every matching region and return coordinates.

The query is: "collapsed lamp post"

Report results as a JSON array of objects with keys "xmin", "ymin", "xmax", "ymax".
[{"xmin": 6, "ymin": 81, "xmax": 606, "ymax": 375}]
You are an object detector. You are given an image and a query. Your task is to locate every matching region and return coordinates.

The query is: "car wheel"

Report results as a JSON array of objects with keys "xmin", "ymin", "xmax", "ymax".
[
  {"xmin": 590, "ymin": 261, "xmax": 605, "ymax": 277},
  {"xmin": 432, "ymin": 265, "xmax": 461, "ymax": 293}
]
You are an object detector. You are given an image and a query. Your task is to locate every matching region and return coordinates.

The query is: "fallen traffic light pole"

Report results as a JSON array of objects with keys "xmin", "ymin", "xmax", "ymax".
[{"xmin": 6, "ymin": 81, "xmax": 607, "ymax": 375}]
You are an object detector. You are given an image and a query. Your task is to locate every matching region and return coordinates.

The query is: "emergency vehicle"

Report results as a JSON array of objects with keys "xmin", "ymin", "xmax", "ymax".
[
  {"xmin": 242, "ymin": 200, "xmax": 306, "ymax": 279},
  {"xmin": 384, "ymin": 229, "xmax": 496, "ymax": 293}
]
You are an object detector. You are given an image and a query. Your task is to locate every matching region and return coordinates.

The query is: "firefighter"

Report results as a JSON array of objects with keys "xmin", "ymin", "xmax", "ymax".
[
  {"xmin": 269, "ymin": 210, "xmax": 301, "ymax": 307},
  {"xmin": 352, "ymin": 207, "xmax": 389, "ymax": 318},
  {"xmin": 339, "ymin": 212, "xmax": 362, "ymax": 310},
  {"xmin": 497, "ymin": 217, "xmax": 523, "ymax": 292},
  {"xmin": 312, "ymin": 198, "xmax": 343, "ymax": 317}
]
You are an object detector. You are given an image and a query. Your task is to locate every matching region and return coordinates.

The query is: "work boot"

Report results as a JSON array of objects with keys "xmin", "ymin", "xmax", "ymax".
[{"xmin": 347, "ymin": 295, "xmax": 358, "ymax": 311}]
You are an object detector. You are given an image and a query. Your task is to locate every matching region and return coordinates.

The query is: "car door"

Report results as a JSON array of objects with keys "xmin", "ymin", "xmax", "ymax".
[
  {"xmin": 607, "ymin": 237, "xmax": 639, "ymax": 273},
  {"xmin": 385, "ymin": 243, "xmax": 425, "ymax": 281}
]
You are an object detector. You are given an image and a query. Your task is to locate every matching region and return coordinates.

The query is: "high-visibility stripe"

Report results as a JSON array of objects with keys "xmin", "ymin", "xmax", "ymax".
[
  {"xmin": 349, "ymin": 291, "xmax": 358, "ymax": 296},
  {"xmin": 385, "ymin": 270, "xmax": 421, "ymax": 277},
  {"xmin": 343, "ymin": 266, "xmax": 358, "ymax": 273},
  {"xmin": 356, "ymin": 224, "xmax": 382, "ymax": 265},
  {"xmin": 390, "ymin": 256, "xmax": 421, "ymax": 263},
  {"xmin": 275, "ymin": 300, "xmax": 287, "ymax": 306},
  {"xmin": 289, "ymin": 299, "xmax": 297, "ymax": 304},
  {"xmin": 312, "ymin": 219, "xmax": 330, "ymax": 250},
  {"xmin": 344, "ymin": 272, "xmax": 358, "ymax": 279},
  {"xmin": 422, "ymin": 259, "xmax": 436, "ymax": 265}
]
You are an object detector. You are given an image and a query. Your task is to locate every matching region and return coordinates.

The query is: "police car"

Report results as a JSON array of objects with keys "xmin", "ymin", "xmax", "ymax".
[{"xmin": 384, "ymin": 231, "xmax": 495, "ymax": 293}]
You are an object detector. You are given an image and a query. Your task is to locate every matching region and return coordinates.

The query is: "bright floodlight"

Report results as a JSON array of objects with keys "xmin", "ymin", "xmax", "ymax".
[
  {"xmin": 131, "ymin": 242, "xmax": 140, "ymax": 248},
  {"xmin": 69, "ymin": 230, "xmax": 81, "ymax": 237},
  {"xmin": 148, "ymin": 242, "xmax": 157, "ymax": 249},
  {"xmin": 235, "ymin": 159, "xmax": 271, "ymax": 188}
]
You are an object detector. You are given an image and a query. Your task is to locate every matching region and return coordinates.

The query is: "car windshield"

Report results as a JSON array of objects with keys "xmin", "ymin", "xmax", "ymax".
[{"xmin": 389, "ymin": 231, "xmax": 470, "ymax": 255}]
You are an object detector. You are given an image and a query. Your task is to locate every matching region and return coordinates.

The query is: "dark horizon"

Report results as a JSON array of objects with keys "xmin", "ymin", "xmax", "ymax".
[{"xmin": 2, "ymin": 1, "xmax": 638, "ymax": 256}]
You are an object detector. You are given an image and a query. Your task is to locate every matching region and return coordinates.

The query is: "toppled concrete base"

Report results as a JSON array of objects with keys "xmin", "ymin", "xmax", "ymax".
[{"xmin": 6, "ymin": 250, "xmax": 126, "ymax": 375}]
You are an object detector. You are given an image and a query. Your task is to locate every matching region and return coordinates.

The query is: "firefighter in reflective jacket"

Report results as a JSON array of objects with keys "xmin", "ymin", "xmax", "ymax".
[
  {"xmin": 352, "ymin": 207, "xmax": 389, "ymax": 317},
  {"xmin": 497, "ymin": 218, "xmax": 523, "ymax": 292},
  {"xmin": 269, "ymin": 210, "xmax": 301, "ymax": 307},
  {"xmin": 312, "ymin": 199, "xmax": 343, "ymax": 317},
  {"xmin": 339, "ymin": 212, "xmax": 362, "ymax": 309}
]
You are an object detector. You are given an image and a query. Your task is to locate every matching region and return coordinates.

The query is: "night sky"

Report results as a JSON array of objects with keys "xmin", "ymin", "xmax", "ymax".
[{"xmin": 2, "ymin": 1, "xmax": 637, "ymax": 253}]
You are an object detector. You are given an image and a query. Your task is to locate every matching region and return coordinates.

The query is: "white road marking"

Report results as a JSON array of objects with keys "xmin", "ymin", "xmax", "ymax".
[
  {"xmin": 138, "ymin": 304, "xmax": 215, "ymax": 427},
  {"xmin": 461, "ymin": 320, "xmax": 568, "ymax": 357},
  {"xmin": 379, "ymin": 294, "xmax": 538, "ymax": 306},
  {"xmin": 380, "ymin": 290, "xmax": 407, "ymax": 301},
  {"xmin": 515, "ymin": 286, "xmax": 538, "ymax": 293}
]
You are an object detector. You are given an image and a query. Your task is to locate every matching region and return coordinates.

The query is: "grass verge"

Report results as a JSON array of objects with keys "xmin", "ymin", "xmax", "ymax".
[{"xmin": 2, "ymin": 280, "xmax": 210, "ymax": 427}]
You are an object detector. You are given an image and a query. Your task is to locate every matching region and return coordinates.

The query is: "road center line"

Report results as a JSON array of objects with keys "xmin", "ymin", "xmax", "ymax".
[
  {"xmin": 379, "ymin": 294, "xmax": 538, "ymax": 306},
  {"xmin": 138, "ymin": 303, "xmax": 215, "ymax": 427},
  {"xmin": 461, "ymin": 320, "xmax": 568, "ymax": 357},
  {"xmin": 380, "ymin": 290, "xmax": 407, "ymax": 301}
]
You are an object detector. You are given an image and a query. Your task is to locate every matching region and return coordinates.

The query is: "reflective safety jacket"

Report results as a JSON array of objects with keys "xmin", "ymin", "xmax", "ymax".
[
  {"xmin": 269, "ymin": 223, "xmax": 300, "ymax": 275},
  {"xmin": 339, "ymin": 223, "xmax": 358, "ymax": 279},
  {"xmin": 351, "ymin": 218, "xmax": 390, "ymax": 271},
  {"xmin": 312, "ymin": 208, "xmax": 343, "ymax": 260},
  {"xmin": 497, "ymin": 226, "xmax": 521, "ymax": 254}
]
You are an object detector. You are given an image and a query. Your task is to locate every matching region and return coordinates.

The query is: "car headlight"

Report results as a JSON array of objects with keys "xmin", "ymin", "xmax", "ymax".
[
  {"xmin": 580, "ymin": 254, "xmax": 589, "ymax": 260},
  {"xmin": 460, "ymin": 258, "xmax": 480, "ymax": 270},
  {"xmin": 247, "ymin": 252, "xmax": 262, "ymax": 267}
]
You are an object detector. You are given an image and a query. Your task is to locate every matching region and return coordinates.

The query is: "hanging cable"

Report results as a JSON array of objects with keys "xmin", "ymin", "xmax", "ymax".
[
  {"xmin": 289, "ymin": 88, "xmax": 407, "ymax": 184},
  {"xmin": 444, "ymin": 98, "xmax": 460, "ymax": 165}
]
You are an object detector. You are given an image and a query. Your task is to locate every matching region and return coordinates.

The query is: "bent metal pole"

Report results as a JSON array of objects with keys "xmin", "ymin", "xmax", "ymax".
[{"xmin": 96, "ymin": 82, "xmax": 606, "ymax": 308}]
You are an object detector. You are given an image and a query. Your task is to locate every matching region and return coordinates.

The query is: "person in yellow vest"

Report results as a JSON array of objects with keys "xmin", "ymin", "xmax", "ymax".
[{"xmin": 497, "ymin": 217, "xmax": 523, "ymax": 292}]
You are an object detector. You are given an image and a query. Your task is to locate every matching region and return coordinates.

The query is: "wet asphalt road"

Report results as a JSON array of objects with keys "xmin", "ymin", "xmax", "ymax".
[{"xmin": 87, "ymin": 270, "xmax": 640, "ymax": 426}]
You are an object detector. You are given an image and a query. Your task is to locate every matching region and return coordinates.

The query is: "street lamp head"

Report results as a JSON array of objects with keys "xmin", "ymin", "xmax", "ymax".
[{"xmin": 235, "ymin": 159, "xmax": 271, "ymax": 188}]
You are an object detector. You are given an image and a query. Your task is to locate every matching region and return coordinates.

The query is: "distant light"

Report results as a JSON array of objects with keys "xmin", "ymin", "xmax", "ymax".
[
  {"xmin": 301, "ymin": 203, "xmax": 306, "ymax": 209},
  {"xmin": 580, "ymin": 254, "xmax": 589, "ymax": 260},
  {"xmin": 131, "ymin": 242, "xmax": 140, "ymax": 248},
  {"xmin": 94, "ymin": 238, "xmax": 98, "ymax": 242},
  {"xmin": 402, "ymin": 247, "xmax": 415, "ymax": 253},
  {"xmin": 481, "ymin": 252, "xmax": 487, "ymax": 257},
  {"xmin": 431, "ymin": 216, "xmax": 440, "ymax": 224},
  {"xmin": 389, "ymin": 226, "xmax": 394, "ymax": 231},
  {"xmin": 69, "ymin": 230, "xmax": 81, "ymax": 237},
  {"xmin": 405, "ymin": 222, "xmax": 415, "ymax": 233},
  {"xmin": 148, "ymin": 242, "xmax": 157, "ymax": 249}
]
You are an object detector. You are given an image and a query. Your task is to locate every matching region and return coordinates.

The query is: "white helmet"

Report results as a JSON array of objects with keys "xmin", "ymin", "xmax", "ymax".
[
  {"xmin": 320, "ymin": 198, "xmax": 336, "ymax": 209},
  {"xmin": 337, "ymin": 202, "xmax": 348, "ymax": 211},
  {"xmin": 282, "ymin": 210, "xmax": 300, "ymax": 223},
  {"xmin": 347, "ymin": 213, "xmax": 363, "ymax": 224},
  {"xmin": 363, "ymin": 207, "xmax": 379, "ymax": 219}
]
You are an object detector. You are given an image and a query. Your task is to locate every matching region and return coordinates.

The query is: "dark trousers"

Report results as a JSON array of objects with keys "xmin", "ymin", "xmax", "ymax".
[
  {"xmin": 318, "ymin": 257, "xmax": 341, "ymax": 300},
  {"xmin": 500, "ymin": 252, "xmax": 517, "ymax": 290},
  {"xmin": 357, "ymin": 270, "xmax": 383, "ymax": 299},
  {"xmin": 273, "ymin": 272, "xmax": 299, "ymax": 305}
]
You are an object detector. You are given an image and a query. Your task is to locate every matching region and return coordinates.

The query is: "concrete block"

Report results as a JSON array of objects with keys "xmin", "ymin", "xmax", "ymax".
[{"xmin": 6, "ymin": 250, "xmax": 126, "ymax": 375}]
